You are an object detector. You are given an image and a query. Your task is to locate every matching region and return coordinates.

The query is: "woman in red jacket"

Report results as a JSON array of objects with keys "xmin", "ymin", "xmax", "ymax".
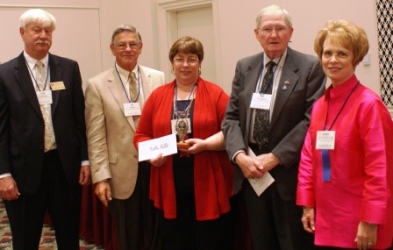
[{"xmin": 134, "ymin": 36, "xmax": 235, "ymax": 250}]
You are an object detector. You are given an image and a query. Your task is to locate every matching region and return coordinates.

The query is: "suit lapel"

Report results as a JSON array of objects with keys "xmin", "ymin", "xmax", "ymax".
[
  {"xmin": 270, "ymin": 49, "xmax": 299, "ymax": 128},
  {"xmin": 244, "ymin": 54, "xmax": 264, "ymax": 137},
  {"xmin": 107, "ymin": 69, "xmax": 137, "ymax": 131},
  {"xmin": 139, "ymin": 66, "xmax": 151, "ymax": 109},
  {"xmin": 14, "ymin": 53, "xmax": 43, "ymax": 119},
  {"xmin": 48, "ymin": 54, "xmax": 61, "ymax": 115}
]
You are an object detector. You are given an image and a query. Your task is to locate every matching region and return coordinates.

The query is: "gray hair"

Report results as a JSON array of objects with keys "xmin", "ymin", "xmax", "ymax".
[
  {"xmin": 19, "ymin": 9, "xmax": 56, "ymax": 30},
  {"xmin": 255, "ymin": 5, "xmax": 292, "ymax": 28},
  {"xmin": 111, "ymin": 24, "xmax": 142, "ymax": 44}
]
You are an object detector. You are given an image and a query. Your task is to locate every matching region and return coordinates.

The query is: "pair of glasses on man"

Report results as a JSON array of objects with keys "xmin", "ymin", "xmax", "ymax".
[
  {"xmin": 115, "ymin": 42, "xmax": 140, "ymax": 50},
  {"xmin": 258, "ymin": 26, "xmax": 288, "ymax": 35}
]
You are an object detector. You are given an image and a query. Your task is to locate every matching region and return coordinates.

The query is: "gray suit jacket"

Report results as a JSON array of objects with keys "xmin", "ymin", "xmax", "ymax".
[
  {"xmin": 85, "ymin": 65, "xmax": 164, "ymax": 199},
  {"xmin": 222, "ymin": 47, "xmax": 326, "ymax": 200}
]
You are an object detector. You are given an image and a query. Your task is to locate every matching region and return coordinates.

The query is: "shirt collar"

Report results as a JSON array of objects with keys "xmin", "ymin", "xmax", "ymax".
[
  {"xmin": 115, "ymin": 62, "xmax": 138, "ymax": 79},
  {"xmin": 263, "ymin": 48, "xmax": 287, "ymax": 68},
  {"xmin": 23, "ymin": 51, "xmax": 49, "ymax": 69},
  {"xmin": 325, "ymin": 74, "xmax": 358, "ymax": 100}
]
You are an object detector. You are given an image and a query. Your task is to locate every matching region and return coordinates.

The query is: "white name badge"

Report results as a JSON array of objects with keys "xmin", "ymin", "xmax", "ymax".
[
  {"xmin": 316, "ymin": 131, "xmax": 335, "ymax": 150},
  {"xmin": 171, "ymin": 118, "xmax": 192, "ymax": 134},
  {"xmin": 250, "ymin": 93, "xmax": 272, "ymax": 110},
  {"xmin": 37, "ymin": 90, "xmax": 53, "ymax": 105},
  {"xmin": 123, "ymin": 103, "xmax": 141, "ymax": 117}
]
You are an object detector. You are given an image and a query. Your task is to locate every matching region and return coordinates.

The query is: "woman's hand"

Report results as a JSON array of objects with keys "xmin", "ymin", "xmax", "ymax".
[
  {"xmin": 301, "ymin": 207, "xmax": 316, "ymax": 233},
  {"xmin": 149, "ymin": 153, "xmax": 167, "ymax": 167},
  {"xmin": 179, "ymin": 131, "xmax": 226, "ymax": 155},
  {"xmin": 355, "ymin": 221, "xmax": 377, "ymax": 250},
  {"xmin": 179, "ymin": 138, "xmax": 207, "ymax": 154}
]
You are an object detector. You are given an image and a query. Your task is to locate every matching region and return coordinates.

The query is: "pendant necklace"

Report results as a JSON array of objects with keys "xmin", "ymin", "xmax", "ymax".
[{"xmin": 173, "ymin": 83, "xmax": 196, "ymax": 143}]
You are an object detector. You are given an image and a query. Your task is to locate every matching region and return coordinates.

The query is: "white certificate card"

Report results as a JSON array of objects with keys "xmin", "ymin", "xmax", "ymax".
[
  {"xmin": 247, "ymin": 147, "xmax": 275, "ymax": 196},
  {"xmin": 138, "ymin": 133, "xmax": 178, "ymax": 162}
]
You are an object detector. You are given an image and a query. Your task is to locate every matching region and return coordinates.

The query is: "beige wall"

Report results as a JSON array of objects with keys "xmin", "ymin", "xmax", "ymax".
[
  {"xmin": 215, "ymin": 0, "xmax": 379, "ymax": 94},
  {"xmin": 0, "ymin": 0, "xmax": 381, "ymax": 96}
]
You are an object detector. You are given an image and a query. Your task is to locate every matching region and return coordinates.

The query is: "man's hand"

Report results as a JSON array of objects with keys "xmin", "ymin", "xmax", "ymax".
[
  {"xmin": 235, "ymin": 152, "xmax": 264, "ymax": 179},
  {"xmin": 256, "ymin": 152, "xmax": 280, "ymax": 172},
  {"xmin": 94, "ymin": 180, "xmax": 112, "ymax": 207},
  {"xmin": 0, "ymin": 176, "xmax": 20, "ymax": 200},
  {"xmin": 79, "ymin": 165, "xmax": 91, "ymax": 185}
]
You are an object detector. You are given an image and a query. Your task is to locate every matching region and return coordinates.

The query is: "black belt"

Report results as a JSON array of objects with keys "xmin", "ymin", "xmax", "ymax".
[
  {"xmin": 249, "ymin": 143, "xmax": 260, "ymax": 152},
  {"xmin": 44, "ymin": 149, "xmax": 58, "ymax": 157},
  {"xmin": 249, "ymin": 143, "xmax": 269, "ymax": 154}
]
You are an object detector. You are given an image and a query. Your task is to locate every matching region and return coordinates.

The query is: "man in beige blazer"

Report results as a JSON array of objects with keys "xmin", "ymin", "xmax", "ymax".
[{"xmin": 85, "ymin": 25, "xmax": 165, "ymax": 250}]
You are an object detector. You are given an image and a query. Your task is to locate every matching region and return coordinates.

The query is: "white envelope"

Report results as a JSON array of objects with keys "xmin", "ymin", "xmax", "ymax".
[{"xmin": 247, "ymin": 147, "xmax": 275, "ymax": 196}]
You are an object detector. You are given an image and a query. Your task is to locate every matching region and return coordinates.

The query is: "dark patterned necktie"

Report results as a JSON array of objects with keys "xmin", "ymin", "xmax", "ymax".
[{"xmin": 253, "ymin": 61, "xmax": 276, "ymax": 150}]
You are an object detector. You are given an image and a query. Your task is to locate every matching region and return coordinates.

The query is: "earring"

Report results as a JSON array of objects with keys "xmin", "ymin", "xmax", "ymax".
[
  {"xmin": 171, "ymin": 68, "xmax": 174, "ymax": 74},
  {"xmin": 198, "ymin": 68, "xmax": 201, "ymax": 75}
]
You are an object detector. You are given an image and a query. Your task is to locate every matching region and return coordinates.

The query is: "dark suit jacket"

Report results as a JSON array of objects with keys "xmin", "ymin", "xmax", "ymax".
[
  {"xmin": 222, "ymin": 47, "xmax": 326, "ymax": 200},
  {"xmin": 0, "ymin": 52, "xmax": 88, "ymax": 194}
]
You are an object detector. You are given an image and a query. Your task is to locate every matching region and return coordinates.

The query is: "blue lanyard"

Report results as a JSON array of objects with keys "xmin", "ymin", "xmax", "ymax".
[
  {"xmin": 323, "ymin": 81, "xmax": 359, "ymax": 131},
  {"xmin": 322, "ymin": 81, "xmax": 359, "ymax": 182},
  {"xmin": 115, "ymin": 63, "xmax": 141, "ymax": 103},
  {"xmin": 26, "ymin": 60, "xmax": 50, "ymax": 91}
]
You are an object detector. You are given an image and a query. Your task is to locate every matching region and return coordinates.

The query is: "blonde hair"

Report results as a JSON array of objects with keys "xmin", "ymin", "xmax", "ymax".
[{"xmin": 314, "ymin": 19, "xmax": 369, "ymax": 66}]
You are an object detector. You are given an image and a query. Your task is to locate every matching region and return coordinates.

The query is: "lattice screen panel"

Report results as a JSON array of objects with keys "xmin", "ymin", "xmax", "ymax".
[{"xmin": 376, "ymin": 0, "xmax": 393, "ymax": 106}]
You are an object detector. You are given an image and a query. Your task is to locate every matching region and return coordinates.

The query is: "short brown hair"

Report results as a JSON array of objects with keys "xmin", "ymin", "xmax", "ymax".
[{"xmin": 169, "ymin": 36, "xmax": 204, "ymax": 62}]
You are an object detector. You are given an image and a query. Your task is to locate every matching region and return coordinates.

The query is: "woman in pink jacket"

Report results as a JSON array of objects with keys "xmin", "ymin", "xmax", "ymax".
[{"xmin": 296, "ymin": 20, "xmax": 393, "ymax": 250}]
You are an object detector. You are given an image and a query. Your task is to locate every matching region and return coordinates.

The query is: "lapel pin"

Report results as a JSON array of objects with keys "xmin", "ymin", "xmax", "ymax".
[
  {"xmin": 282, "ymin": 85, "xmax": 287, "ymax": 90},
  {"xmin": 284, "ymin": 80, "xmax": 290, "ymax": 85}
]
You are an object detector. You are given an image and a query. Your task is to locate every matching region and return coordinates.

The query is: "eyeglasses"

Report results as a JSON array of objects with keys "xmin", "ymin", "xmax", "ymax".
[
  {"xmin": 115, "ymin": 42, "xmax": 140, "ymax": 50},
  {"xmin": 258, "ymin": 26, "xmax": 288, "ymax": 35},
  {"xmin": 173, "ymin": 57, "xmax": 199, "ymax": 65}
]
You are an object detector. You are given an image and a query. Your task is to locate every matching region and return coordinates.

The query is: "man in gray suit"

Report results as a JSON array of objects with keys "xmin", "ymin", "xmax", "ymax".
[
  {"xmin": 85, "ymin": 25, "xmax": 164, "ymax": 249},
  {"xmin": 222, "ymin": 5, "xmax": 326, "ymax": 250}
]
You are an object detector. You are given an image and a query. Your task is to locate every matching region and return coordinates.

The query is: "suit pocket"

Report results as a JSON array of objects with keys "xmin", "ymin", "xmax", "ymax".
[
  {"xmin": 10, "ymin": 147, "xmax": 19, "ymax": 156},
  {"xmin": 108, "ymin": 153, "xmax": 118, "ymax": 164},
  {"xmin": 285, "ymin": 89, "xmax": 306, "ymax": 107}
]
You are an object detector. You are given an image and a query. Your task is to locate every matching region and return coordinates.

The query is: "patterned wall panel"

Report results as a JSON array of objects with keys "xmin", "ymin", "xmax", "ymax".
[{"xmin": 376, "ymin": 0, "xmax": 393, "ymax": 107}]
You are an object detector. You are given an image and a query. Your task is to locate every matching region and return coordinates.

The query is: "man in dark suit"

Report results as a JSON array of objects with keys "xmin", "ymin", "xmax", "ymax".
[
  {"xmin": 0, "ymin": 8, "xmax": 90, "ymax": 250},
  {"xmin": 222, "ymin": 5, "xmax": 326, "ymax": 250}
]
